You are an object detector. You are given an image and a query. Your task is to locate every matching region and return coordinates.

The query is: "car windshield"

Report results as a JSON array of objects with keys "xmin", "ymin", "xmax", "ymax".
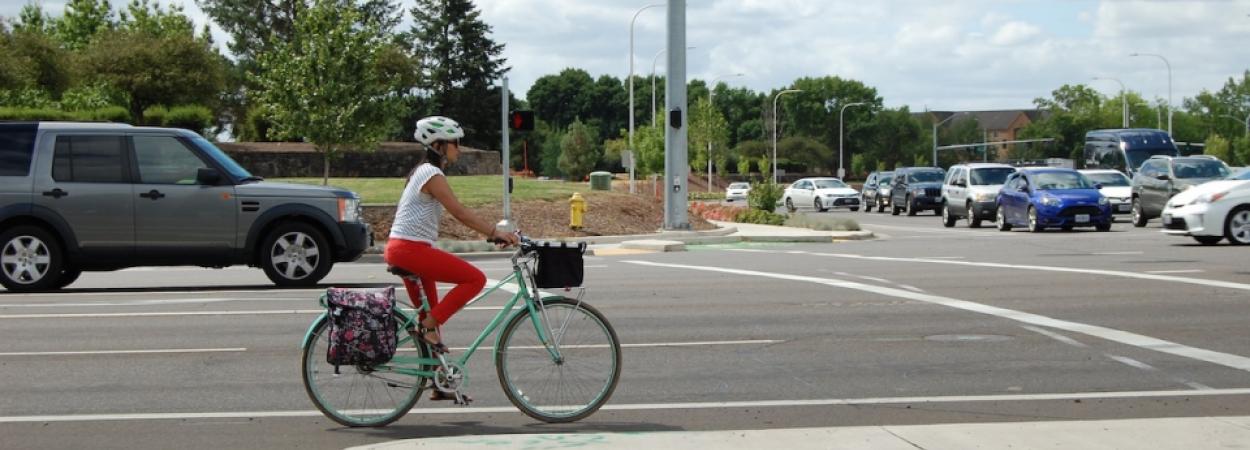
[
  {"xmin": 813, "ymin": 179, "xmax": 848, "ymax": 189},
  {"xmin": 1172, "ymin": 159, "xmax": 1230, "ymax": 179},
  {"xmin": 1033, "ymin": 172, "xmax": 1094, "ymax": 190},
  {"xmin": 907, "ymin": 171, "xmax": 944, "ymax": 183},
  {"xmin": 1083, "ymin": 172, "xmax": 1130, "ymax": 187},
  {"xmin": 969, "ymin": 168, "xmax": 1015, "ymax": 185},
  {"xmin": 1126, "ymin": 148, "xmax": 1179, "ymax": 171},
  {"xmin": 728, "ymin": 183, "xmax": 749, "ymax": 189},
  {"xmin": 188, "ymin": 136, "xmax": 254, "ymax": 181},
  {"xmin": 878, "ymin": 175, "xmax": 892, "ymax": 184}
]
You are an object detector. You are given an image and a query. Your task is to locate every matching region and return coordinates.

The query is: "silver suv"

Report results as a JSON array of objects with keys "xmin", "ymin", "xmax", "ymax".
[
  {"xmin": 0, "ymin": 122, "xmax": 371, "ymax": 291},
  {"xmin": 940, "ymin": 163, "xmax": 1017, "ymax": 228}
]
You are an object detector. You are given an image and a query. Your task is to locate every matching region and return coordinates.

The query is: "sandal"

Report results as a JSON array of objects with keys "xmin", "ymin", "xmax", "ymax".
[
  {"xmin": 416, "ymin": 326, "xmax": 449, "ymax": 354},
  {"xmin": 429, "ymin": 389, "xmax": 472, "ymax": 404}
]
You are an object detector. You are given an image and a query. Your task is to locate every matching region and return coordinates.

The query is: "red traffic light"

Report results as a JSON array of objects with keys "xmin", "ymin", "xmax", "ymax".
[{"xmin": 509, "ymin": 110, "xmax": 534, "ymax": 131}]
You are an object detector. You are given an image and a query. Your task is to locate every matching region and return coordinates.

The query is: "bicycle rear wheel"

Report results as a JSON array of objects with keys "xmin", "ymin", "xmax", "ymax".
[
  {"xmin": 495, "ymin": 297, "xmax": 621, "ymax": 423},
  {"xmin": 302, "ymin": 313, "xmax": 429, "ymax": 427}
]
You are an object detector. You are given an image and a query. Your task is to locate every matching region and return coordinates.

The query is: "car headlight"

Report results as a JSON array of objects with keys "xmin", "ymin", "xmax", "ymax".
[
  {"xmin": 974, "ymin": 192, "xmax": 996, "ymax": 202},
  {"xmin": 338, "ymin": 197, "xmax": 362, "ymax": 222},
  {"xmin": 1098, "ymin": 196, "xmax": 1109, "ymax": 206},
  {"xmin": 1190, "ymin": 191, "xmax": 1229, "ymax": 205},
  {"xmin": 912, "ymin": 188, "xmax": 927, "ymax": 197},
  {"xmin": 1040, "ymin": 195, "xmax": 1061, "ymax": 207}
]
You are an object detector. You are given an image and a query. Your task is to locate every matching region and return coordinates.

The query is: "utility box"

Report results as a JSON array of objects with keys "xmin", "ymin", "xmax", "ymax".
[{"xmin": 589, "ymin": 171, "xmax": 612, "ymax": 191}]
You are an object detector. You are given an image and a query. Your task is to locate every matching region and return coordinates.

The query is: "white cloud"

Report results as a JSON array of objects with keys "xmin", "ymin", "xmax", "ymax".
[{"xmin": 990, "ymin": 21, "xmax": 1041, "ymax": 46}]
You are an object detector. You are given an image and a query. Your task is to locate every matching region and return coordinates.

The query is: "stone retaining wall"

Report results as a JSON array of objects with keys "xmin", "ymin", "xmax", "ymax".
[{"xmin": 217, "ymin": 142, "xmax": 499, "ymax": 177}]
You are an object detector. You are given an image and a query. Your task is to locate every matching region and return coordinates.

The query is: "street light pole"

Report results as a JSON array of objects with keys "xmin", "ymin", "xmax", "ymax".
[
  {"xmin": 1130, "ymin": 53, "xmax": 1172, "ymax": 135},
  {"xmin": 772, "ymin": 89, "xmax": 802, "ymax": 185},
  {"xmin": 932, "ymin": 112, "xmax": 965, "ymax": 168},
  {"xmin": 838, "ymin": 102, "xmax": 866, "ymax": 179},
  {"xmin": 652, "ymin": 46, "xmax": 695, "ymax": 128},
  {"xmin": 706, "ymin": 73, "xmax": 744, "ymax": 192},
  {"xmin": 628, "ymin": 3, "xmax": 662, "ymax": 194},
  {"xmin": 1092, "ymin": 77, "xmax": 1128, "ymax": 128},
  {"xmin": 1219, "ymin": 113, "xmax": 1250, "ymax": 138}
]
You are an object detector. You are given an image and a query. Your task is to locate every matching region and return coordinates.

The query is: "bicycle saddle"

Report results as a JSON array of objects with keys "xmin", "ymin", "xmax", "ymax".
[{"xmin": 387, "ymin": 266, "xmax": 417, "ymax": 278}]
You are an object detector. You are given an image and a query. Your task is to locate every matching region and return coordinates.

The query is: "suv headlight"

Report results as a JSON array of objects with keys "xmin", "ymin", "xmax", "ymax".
[
  {"xmin": 974, "ymin": 192, "xmax": 996, "ymax": 202},
  {"xmin": 338, "ymin": 197, "xmax": 362, "ymax": 222},
  {"xmin": 912, "ymin": 188, "xmax": 927, "ymax": 197},
  {"xmin": 1040, "ymin": 195, "xmax": 1061, "ymax": 207}
]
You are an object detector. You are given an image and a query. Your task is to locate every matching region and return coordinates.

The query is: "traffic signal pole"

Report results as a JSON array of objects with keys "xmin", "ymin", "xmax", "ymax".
[
  {"xmin": 497, "ymin": 77, "xmax": 515, "ymax": 235},
  {"xmin": 663, "ymin": 0, "xmax": 689, "ymax": 230}
]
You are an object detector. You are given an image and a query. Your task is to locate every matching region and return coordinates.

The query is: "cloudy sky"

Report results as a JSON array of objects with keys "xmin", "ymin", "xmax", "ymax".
[{"xmin": 5, "ymin": 0, "xmax": 1250, "ymax": 112}]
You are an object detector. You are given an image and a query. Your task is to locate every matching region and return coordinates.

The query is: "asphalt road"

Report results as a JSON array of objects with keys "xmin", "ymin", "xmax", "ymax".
[{"xmin": 3, "ymin": 210, "xmax": 1250, "ymax": 449}]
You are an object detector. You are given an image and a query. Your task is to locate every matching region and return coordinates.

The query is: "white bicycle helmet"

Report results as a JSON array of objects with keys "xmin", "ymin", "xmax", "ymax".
[{"xmin": 414, "ymin": 116, "xmax": 465, "ymax": 146}]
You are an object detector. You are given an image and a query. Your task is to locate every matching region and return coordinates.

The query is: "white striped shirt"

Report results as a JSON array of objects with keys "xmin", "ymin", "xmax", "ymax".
[{"xmin": 389, "ymin": 163, "xmax": 444, "ymax": 243}]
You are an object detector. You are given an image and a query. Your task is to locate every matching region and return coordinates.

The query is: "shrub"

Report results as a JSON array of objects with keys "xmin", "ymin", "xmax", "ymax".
[
  {"xmin": 85, "ymin": 106, "xmax": 132, "ymax": 123},
  {"xmin": 164, "ymin": 105, "xmax": 213, "ymax": 135},
  {"xmin": 142, "ymin": 105, "xmax": 168, "ymax": 126},
  {"xmin": 0, "ymin": 107, "xmax": 74, "ymax": 120},
  {"xmin": 689, "ymin": 202, "xmax": 746, "ymax": 221},
  {"xmin": 689, "ymin": 191, "xmax": 725, "ymax": 201},
  {"xmin": 784, "ymin": 214, "xmax": 861, "ymax": 231},
  {"xmin": 747, "ymin": 181, "xmax": 783, "ymax": 212},
  {"xmin": 734, "ymin": 209, "xmax": 786, "ymax": 225}
]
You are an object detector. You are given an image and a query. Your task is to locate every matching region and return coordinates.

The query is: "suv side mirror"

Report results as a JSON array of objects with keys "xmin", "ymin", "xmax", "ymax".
[
  {"xmin": 1094, "ymin": 183, "xmax": 1104, "ymax": 190},
  {"xmin": 197, "ymin": 168, "xmax": 222, "ymax": 185},
  {"xmin": 1155, "ymin": 173, "xmax": 1170, "ymax": 181}
]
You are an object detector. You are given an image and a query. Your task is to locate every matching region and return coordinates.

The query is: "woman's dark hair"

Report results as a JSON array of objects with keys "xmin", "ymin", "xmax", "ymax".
[{"xmin": 407, "ymin": 142, "xmax": 445, "ymax": 181}]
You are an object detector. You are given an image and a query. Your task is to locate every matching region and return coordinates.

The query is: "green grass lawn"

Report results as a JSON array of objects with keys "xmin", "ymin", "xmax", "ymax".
[{"xmin": 275, "ymin": 176, "xmax": 593, "ymax": 206}]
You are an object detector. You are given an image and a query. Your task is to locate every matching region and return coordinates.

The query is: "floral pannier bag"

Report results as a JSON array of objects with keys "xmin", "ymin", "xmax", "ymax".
[{"xmin": 323, "ymin": 287, "xmax": 398, "ymax": 367}]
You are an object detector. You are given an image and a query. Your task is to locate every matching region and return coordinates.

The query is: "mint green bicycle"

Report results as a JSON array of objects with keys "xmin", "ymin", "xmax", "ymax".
[{"xmin": 300, "ymin": 237, "xmax": 621, "ymax": 427}]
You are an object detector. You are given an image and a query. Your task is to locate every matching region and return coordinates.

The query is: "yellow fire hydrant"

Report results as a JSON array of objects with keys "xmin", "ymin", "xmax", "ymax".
[{"xmin": 569, "ymin": 193, "xmax": 587, "ymax": 230}]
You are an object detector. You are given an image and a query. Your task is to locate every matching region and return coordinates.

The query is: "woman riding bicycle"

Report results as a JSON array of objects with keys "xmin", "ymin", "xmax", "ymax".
[{"xmin": 385, "ymin": 116, "xmax": 520, "ymax": 400}]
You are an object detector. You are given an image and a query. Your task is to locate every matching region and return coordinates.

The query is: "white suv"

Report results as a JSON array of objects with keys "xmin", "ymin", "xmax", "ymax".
[{"xmin": 941, "ymin": 163, "xmax": 1017, "ymax": 228}]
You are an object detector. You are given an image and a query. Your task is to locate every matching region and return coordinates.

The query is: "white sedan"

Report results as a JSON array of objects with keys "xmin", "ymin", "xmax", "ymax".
[
  {"xmin": 1160, "ymin": 170, "xmax": 1250, "ymax": 245},
  {"xmin": 783, "ymin": 177, "xmax": 861, "ymax": 212},
  {"xmin": 725, "ymin": 182, "xmax": 750, "ymax": 202},
  {"xmin": 1080, "ymin": 169, "xmax": 1133, "ymax": 216}
]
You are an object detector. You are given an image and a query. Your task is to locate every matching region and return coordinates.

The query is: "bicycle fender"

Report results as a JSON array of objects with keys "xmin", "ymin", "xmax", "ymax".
[{"xmin": 301, "ymin": 312, "xmax": 329, "ymax": 349}]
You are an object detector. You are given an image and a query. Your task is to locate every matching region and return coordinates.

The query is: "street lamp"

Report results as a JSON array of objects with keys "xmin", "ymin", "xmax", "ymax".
[
  {"xmin": 772, "ymin": 89, "xmax": 802, "ymax": 184},
  {"xmin": 652, "ymin": 46, "xmax": 696, "ymax": 127},
  {"xmin": 706, "ymin": 72, "xmax": 744, "ymax": 192},
  {"xmin": 932, "ymin": 112, "xmax": 966, "ymax": 168},
  {"xmin": 838, "ymin": 102, "xmax": 867, "ymax": 179},
  {"xmin": 628, "ymin": 3, "xmax": 662, "ymax": 194},
  {"xmin": 1130, "ymin": 53, "xmax": 1172, "ymax": 135},
  {"xmin": 1219, "ymin": 113, "xmax": 1250, "ymax": 138},
  {"xmin": 1092, "ymin": 77, "xmax": 1128, "ymax": 128}
]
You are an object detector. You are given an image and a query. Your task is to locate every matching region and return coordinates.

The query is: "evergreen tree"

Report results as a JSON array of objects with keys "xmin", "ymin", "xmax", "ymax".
[{"xmin": 407, "ymin": 0, "xmax": 507, "ymax": 149}]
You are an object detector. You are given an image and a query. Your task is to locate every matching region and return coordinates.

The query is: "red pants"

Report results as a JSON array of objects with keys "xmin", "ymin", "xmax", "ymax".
[{"xmin": 384, "ymin": 239, "xmax": 486, "ymax": 325}]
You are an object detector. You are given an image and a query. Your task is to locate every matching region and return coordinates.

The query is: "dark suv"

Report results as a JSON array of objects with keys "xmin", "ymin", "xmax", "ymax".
[
  {"xmin": 1130, "ymin": 155, "xmax": 1231, "ymax": 227},
  {"xmin": 0, "ymin": 122, "xmax": 371, "ymax": 291},
  {"xmin": 890, "ymin": 167, "xmax": 947, "ymax": 216}
]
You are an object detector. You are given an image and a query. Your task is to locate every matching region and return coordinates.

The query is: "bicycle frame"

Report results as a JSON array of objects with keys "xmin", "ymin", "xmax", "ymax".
[{"xmin": 301, "ymin": 251, "xmax": 567, "ymax": 380}]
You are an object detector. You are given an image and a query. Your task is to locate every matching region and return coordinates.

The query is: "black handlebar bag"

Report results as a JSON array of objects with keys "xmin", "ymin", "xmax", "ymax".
[{"xmin": 531, "ymin": 241, "xmax": 587, "ymax": 289}]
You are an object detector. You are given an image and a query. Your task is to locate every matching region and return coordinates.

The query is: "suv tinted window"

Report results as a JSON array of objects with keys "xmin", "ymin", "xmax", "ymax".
[
  {"xmin": 52, "ymin": 135, "xmax": 129, "ymax": 183},
  {"xmin": 0, "ymin": 123, "xmax": 38, "ymax": 176},
  {"xmin": 134, "ymin": 136, "xmax": 210, "ymax": 184},
  {"xmin": 970, "ymin": 167, "xmax": 1015, "ymax": 185}
]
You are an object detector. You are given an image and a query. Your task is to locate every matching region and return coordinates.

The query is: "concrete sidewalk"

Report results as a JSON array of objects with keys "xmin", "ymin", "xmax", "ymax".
[
  {"xmin": 350, "ymin": 415, "xmax": 1250, "ymax": 449},
  {"xmin": 358, "ymin": 221, "xmax": 873, "ymax": 261}
]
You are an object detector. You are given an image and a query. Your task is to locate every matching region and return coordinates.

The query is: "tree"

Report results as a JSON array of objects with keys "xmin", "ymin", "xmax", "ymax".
[
  {"xmin": 527, "ymin": 68, "xmax": 595, "ymax": 131},
  {"xmin": 0, "ymin": 26, "xmax": 72, "ymax": 98},
  {"xmin": 862, "ymin": 107, "xmax": 924, "ymax": 171},
  {"xmin": 777, "ymin": 136, "xmax": 832, "ymax": 173},
  {"xmin": 558, "ymin": 120, "xmax": 599, "ymax": 180},
  {"xmin": 13, "ymin": 4, "xmax": 55, "ymax": 35},
  {"xmin": 80, "ymin": 29, "xmax": 225, "ymax": 119},
  {"xmin": 197, "ymin": 0, "xmax": 399, "ymax": 64},
  {"xmin": 1235, "ymin": 136, "xmax": 1250, "ymax": 166},
  {"xmin": 780, "ymin": 76, "xmax": 883, "ymax": 173},
  {"xmin": 407, "ymin": 0, "xmax": 507, "ymax": 149},
  {"xmin": 1205, "ymin": 134, "xmax": 1233, "ymax": 165},
  {"xmin": 56, "ymin": 0, "xmax": 115, "ymax": 50},
  {"xmin": 689, "ymin": 98, "xmax": 730, "ymax": 176},
  {"xmin": 118, "ymin": 0, "xmax": 196, "ymax": 37},
  {"xmin": 253, "ymin": 0, "xmax": 403, "ymax": 184}
]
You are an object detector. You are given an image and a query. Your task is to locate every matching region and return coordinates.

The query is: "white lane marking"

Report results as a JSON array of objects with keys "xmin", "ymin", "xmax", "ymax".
[
  {"xmin": 854, "ymin": 275, "xmax": 891, "ymax": 283},
  {"xmin": 442, "ymin": 339, "xmax": 783, "ymax": 352},
  {"xmin": 584, "ymin": 265, "xmax": 610, "ymax": 268},
  {"xmin": 0, "ymin": 297, "xmax": 304, "ymax": 308},
  {"xmin": 624, "ymin": 260, "xmax": 1250, "ymax": 373},
  {"xmin": 2, "ymin": 288, "xmax": 327, "ymax": 299},
  {"xmin": 919, "ymin": 256, "xmax": 965, "ymax": 260},
  {"xmin": 7, "ymin": 388, "xmax": 1250, "ymax": 423},
  {"xmin": 1092, "ymin": 251, "xmax": 1144, "ymax": 255},
  {"xmin": 1147, "ymin": 269, "xmax": 1205, "ymax": 274},
  {"xmin": 897, "ymin": 284, "xmax": 925, "ymax": 293},
  {"xmin": 731, "ymin": 249, "xmax": 1250, "ymax": 293},
  {"xmin": 1107, "ymin": 354, "xmax": 1156, "ymax": 371},
  {"xmin": 1020, "ymin": 325, "xmax": 1088, "ymax": 348},
  {"xmin": 0, "ymin": 306, "xmax": 506, "ymax": 320},
  {"xmin": 861, "ymin": 223, "xmax": 1005, "ymax": 236},
  {"xmin": 0, "ymin": 348, "xmax": 246, "ymax": 357}
]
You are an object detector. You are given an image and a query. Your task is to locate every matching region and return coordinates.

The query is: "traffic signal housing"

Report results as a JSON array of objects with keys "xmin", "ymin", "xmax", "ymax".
[{"xmin": 509, "ymin": 110, "xmax": 534, "ymax": 131}]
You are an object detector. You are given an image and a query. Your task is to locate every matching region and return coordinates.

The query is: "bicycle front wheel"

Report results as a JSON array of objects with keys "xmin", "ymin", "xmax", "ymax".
[
  {"xmin": 302, "ymin": 313, "xmax": 429, "ymax": 427},
  {"xmin": 495, "ymin": 297, "xmax": 621, "ymax": 423}
]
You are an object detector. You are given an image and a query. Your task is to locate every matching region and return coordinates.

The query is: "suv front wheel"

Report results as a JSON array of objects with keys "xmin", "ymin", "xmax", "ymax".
[
  {"xmin": 0, "ymin": 226, "xmax": 66, "ymax": 292},
  {"xmin": 261, "ymin": 222, "xmax": 333, "ymax": 287}
]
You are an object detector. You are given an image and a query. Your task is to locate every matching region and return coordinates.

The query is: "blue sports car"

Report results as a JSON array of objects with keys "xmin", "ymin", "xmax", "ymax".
[{"xmin": 995, "ymin": 168, "xmax": 1113, "ymax": 232}]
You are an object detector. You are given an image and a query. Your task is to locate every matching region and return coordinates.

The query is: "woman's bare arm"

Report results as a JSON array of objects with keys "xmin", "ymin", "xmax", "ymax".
[{"xmin": 423, "ymin": 175, "xmax": 519, "ymax": 244}]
